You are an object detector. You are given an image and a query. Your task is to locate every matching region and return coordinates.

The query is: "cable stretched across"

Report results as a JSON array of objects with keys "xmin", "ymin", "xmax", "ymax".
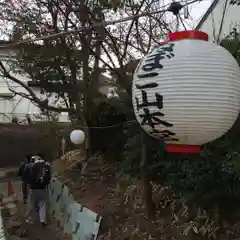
[
  {"xmin": 0, "ymin": 111, "xmax": 137, "ymax": 129},
  {"xmin": 0, "ymin": 0, "xmax": 203, "ymax": 49}
]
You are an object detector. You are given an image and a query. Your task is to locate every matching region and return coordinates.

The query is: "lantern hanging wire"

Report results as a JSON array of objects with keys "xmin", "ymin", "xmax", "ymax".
[{"xmin": 0, "ymin": 0, "xmax": 203, "ymax": 49}]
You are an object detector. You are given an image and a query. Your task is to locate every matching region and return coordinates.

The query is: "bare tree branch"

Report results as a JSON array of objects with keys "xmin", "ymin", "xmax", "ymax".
[{"xmin": 0, "ymin": 62, "xmax": 75, "ymax": 113}]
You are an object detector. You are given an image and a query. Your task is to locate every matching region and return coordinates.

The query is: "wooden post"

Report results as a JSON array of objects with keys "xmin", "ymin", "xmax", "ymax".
[{"xmin": 140, "ymin": 132, "xmax": 156, "ymax": 218}]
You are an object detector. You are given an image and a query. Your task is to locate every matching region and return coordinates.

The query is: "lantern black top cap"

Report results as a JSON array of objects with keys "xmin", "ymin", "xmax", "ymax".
[{"xmin": 167, "ymin": 30, "xmax": 209, "ymax": 42}]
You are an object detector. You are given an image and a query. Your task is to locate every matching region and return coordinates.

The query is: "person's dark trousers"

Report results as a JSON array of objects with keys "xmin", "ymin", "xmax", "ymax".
[{"xmin": 22, "ymin": 181, "xmax": 28, "ymax": 203}]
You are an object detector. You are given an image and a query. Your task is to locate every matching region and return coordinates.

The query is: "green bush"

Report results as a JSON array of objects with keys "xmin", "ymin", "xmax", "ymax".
[
  {"xmin": 89, "ymin": 98, "xmax": 135, "ymax": 161},
  {"xmin": 122, "ymin": 114, "xmax": 240, "ymax": 211}
]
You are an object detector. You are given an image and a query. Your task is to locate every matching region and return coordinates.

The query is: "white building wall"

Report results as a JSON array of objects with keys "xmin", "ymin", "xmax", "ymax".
[
  {"xmin": 198, "ymin": 0, "xmax": 240, "ymax": 42},
  {"xmin": 0, "ymin": 98, "xmax": 13, "ymax": 122}
]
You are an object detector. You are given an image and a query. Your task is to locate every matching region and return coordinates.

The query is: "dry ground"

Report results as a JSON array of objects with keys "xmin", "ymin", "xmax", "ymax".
[
  {"xmin": 1, "ymin": 179, "xmax": 70, "ymax": 240},
  {"xmin": 59, "ymin": 156, "xmax": 188, "ymax": 240}
]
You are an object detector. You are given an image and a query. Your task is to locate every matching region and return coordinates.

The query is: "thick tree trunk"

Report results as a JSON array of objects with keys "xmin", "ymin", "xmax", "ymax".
[
  {"xmin": 81, "ymin": 34, "xmax": 91, "ymax": 162},
  {"xmin": 118, "ymin": 73, "xmax": 132, "ymax": 97},
  {"xmin": 140, "ymin": 132, "xmax": 156, "ymax": 218}
]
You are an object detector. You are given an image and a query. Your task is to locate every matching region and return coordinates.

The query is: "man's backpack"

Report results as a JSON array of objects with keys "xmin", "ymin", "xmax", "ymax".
[{"xmin": 30, "ymin": 160, "xmax": 51, "ymax": 186}]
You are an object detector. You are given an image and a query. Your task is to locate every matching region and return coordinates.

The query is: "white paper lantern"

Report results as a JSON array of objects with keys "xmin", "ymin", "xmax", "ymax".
[
  {"xmin": 70, "ymin": 129, "xmax": 85, "ymax": 145},
  {"xmin": 132, "ymin": 30, "xmax": 240, "ymax": 153}
]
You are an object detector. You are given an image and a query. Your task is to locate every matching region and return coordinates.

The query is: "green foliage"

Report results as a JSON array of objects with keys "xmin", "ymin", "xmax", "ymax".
[
  {"xmin": 221, "ymin": 28, "xmax": 240, "ymax": 64},
  {"xmin": 38, "ymin": 119, "xmax": 62, "ymax": 159},
  {"xmin": 94, "ymin": 85, "xmax": 240, "ymax": 211},
  {"xmin": 221, "ymin": 39, "xmax": 240, "ymax": 64},
  {"xmin": 89, "ymin": 98, "xmax": 135, "ymax": 160},
  {"xmin": 121, "ymin": 123, "xmax": 141, "ymax": 175},
  {"xmin": 0, "ymin": 0, "xmax": 125, "ymax": 113},
  {"xmin": 121, "ymin": 117, "xmax": 240, "ymax": 210}
]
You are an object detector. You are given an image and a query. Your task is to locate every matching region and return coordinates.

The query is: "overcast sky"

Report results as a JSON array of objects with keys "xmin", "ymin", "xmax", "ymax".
[
  {"xmin": 188, "ymin": 0, "xmax": 212, "ymax": 27},
  {"xmin": 151, "ymin": 0, "xmax": 213, "ymax": 30}
]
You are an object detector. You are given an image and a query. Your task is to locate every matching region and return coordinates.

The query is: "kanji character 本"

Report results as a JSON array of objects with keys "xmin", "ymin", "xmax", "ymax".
[
  {"xmin": 135, "ymin": 83, "xmax": 162, "ymax": 111},
  {"xmin": 139, "ymin": 108, "xmax": 173, "ymax": 128}
]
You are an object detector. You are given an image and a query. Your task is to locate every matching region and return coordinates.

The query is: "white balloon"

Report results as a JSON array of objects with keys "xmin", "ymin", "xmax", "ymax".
[{"xmin": 70, "ymin": 129, "xmax": 85, "ymax": 145}]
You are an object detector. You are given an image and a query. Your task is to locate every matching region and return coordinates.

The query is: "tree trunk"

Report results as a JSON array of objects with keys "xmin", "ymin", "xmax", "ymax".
[
  {"xmin": 81, "ymin": 34, "xmax": 91, "ymax": 162},
  {"xmin": 140, "ymin": 132, "xmax": 156, "ymax": 218}
]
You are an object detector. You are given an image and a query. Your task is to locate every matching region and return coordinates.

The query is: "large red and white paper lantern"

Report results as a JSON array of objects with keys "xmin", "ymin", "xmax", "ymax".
[{"xmin": 132, "ymin": 30, "xmax": 240, "ymax": 153}]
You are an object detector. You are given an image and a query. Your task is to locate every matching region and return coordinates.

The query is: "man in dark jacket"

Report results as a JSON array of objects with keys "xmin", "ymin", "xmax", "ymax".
[
  {"xmin": 18, "ymin": 154, "xmax": 32, "ymax": 204},
  {"xmin": 27, "ymin": 154, "xmax": 51, "ymax": 227}
]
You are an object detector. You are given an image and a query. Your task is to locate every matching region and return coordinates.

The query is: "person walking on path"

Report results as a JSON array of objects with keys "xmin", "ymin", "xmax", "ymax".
[
  {"xmin": 27, "ymin": 154, "xmax": 52, "ymax": 227},
  {"xmin": 18, "ymin": 154, "xmax": 32, "ymax": 204},
  {"xmin": 24, "ymin": 155, "xmax": 37, "ymax": 214}
]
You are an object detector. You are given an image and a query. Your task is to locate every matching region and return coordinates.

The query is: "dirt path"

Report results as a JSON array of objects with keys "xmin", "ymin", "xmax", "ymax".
[
  {"xmin": 0, "ymin": 180, "xmax": 70, "ymax": 240},
  {"xmin": 2, "ymin": 205, "xmax": 67, "ymax": 240}
]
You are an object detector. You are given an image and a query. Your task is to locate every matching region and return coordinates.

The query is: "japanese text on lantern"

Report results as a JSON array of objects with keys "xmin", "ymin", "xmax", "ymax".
[
  {"xmin": 137, "ymin": 43, "xmax": 175, "ymax": 78},
  {"xmin": 135, "ymin": 43, "xmax": 178, "ymax": 142}
]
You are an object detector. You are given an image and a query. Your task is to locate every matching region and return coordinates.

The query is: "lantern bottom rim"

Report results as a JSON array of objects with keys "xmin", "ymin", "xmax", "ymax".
[{"xmin": 166, "ymin": 144, "xmax": 201, "ymax": 154}]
